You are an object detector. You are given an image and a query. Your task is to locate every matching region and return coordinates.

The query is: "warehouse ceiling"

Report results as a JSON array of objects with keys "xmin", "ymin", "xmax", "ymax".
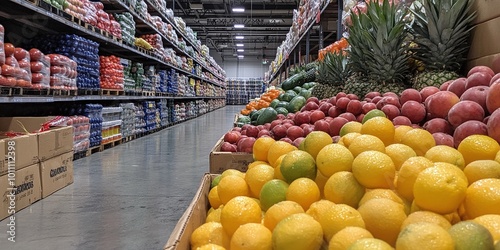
[{"xmin": 172, "ymin": 0, "xmax": 340, "ymax": 61}]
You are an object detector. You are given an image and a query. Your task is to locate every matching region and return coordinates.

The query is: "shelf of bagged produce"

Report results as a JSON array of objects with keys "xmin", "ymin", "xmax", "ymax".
[
  {"xmin": 0, "ymin": 95, "xmax": 226, "ymax": 103},
  {"xmin": 266, "ymin": 2, "xmax": 332, "ymax": 85},
  {"xmin": 0, "ymin": 0, "xmax": 225, "ymax": 89},
  {"xmin": 143, "ymin": 0, "xmax": 225, "ymax": 79}
]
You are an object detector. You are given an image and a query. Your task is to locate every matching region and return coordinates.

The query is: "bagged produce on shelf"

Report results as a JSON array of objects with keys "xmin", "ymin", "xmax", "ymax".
[
  {"xmin": 99, "ymin": 55, "xmax": 124, "ymax": 90},
  {"xmin": 13, "ymin": 48, "xmax": 32, "ymax": 88},
  {"xmin": 0, "ymin": 25, "xmax": 4, "ymax": 65},
  {"xmin": 151, "ymin": 0, "xmax": 167, "ymax": 13},
  {"xmin": 114, "ymin": 13, "xmax": 136, "ymax": 45},
  {"xmin": 150, "ymin": 16, "xmax": 165, "ymax": 32},
  {"xmin": 48, "ymin": 54, "xmax": 77, "ymax": 90},
  {"xmin": 141, "ymin": 34, "xmax": 163, "ymax": 49},
  {"xmin": 1, "ymin": 43, "xmax": 22, "ymax": 87},
  {"xmin": 165, "ymin": 9, "xmax": 174, "ymax": 21},
  {"xmin": 81, "ymin": 0, "xmax": 98, "ymax": 26},
  {"xmin": 134, "ymin": 38, "xmax": 153, "ymax": 50},
  {"xmin": 135, "ymin": 0, "xmax": 148, "ymax": 18},
  {"xmin": 43, "ymin": 0, "xmax": 66, "ymax": 10},
  {"xmin": 174, "ymin": 17, "xmax": 186, "ymax": 34},
  {"xmin": 65, "ymin": 0, "xmax": 86, "ymax": 20},
  {"xmin": 29, "ymin": 49, "xmax": 51, "ymax": 89},
  {"xmin": 109, "ymin": 17, "xmax": 122, "ymax": 39}
]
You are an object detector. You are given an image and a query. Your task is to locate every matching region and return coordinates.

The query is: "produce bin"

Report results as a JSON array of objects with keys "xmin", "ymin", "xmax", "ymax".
[
  {"xmin": 209, "ymin": 135, "xmax": 254, "ymax": 174},
  {"xmin": 164, "ymin": 173, "xmax": 214, "ymax": 250}
]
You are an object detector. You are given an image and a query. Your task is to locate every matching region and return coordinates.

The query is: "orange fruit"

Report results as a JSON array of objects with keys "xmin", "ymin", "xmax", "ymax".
[
  {"xmin": 425, "ymin": 145, "xmax": 465, "ymax": 170},
  {"xmin": 385, "ymin": 143, "xmax": 417, "ymax": 171},
  {"xmin": 339, "ymin": 121, "xmax": 363, "ymax": 137},
  {"xmin": 338, "ymin": 132, "xmax": 362, "ymax": 148},
  {"xmin": 245, "ymin": 164, "xmax": 275, "ymax": 198},
  {"xmin": 208, "ymin": 186, "xmax": 223, "ymax": 209},
  {"xmin": 217, "ymin": 175, "xmax": 250, "ymax": 205},
  {"xmin": 230, "ymin": 223, "xmax": 272, "ymax": 250},
  {"xmin": 463, "ymin": 160, "xmax": 500, "ymax": 184},
  {"xmin": 272, "ymin": 213, "xmax": 324, "ymax": 250},
  {"xmin": 458, "ymin": 135, "xmax": 500, "ymax": 165},
  {"xmin": 328, "ymin": 227, "xmax": 373, "ymax": 250},
  {"xmin": 286, "ymin": 177, "xmax": 320, "ymax": 210},
  {"xmin": 263, "ymin": 200, "xmax": 304, "ymax": 231},
  {"xmin": 260, "ymin": 179, "xmax": 289, "ymax": 211},
  {"xmin": 394, "ymin": 125, "xmax": 413, "ymax": 143},
  {"xmin": 253, "ymin": 137, "xmax": 276, "ymax": 162},
  {"xmin": 190, "ymin": 222, "xmax": 230, "ymax": 249},
  {"xmin": 448, "ymin": 221, "xmax": 495, "ymax": 250},
  {"xmin": 474, "ymin": 214, "xmax": 500, "ymax": 243},
  {"xmin": 400, "ymin": 211, "xmax": 452, "ymax": 230},
  {"xmin": 220, "ymin": 196, "xmax": 262, "ymax": 237},
  {"xmin": 395, "ymin": 156, "xmax": 434, "ymax": 201},
  {"xmin": 348, "ymin": 134, "xmax": 386, "ymax": 157},
  {"xmin": 463, "ymin": 178, "xmax": 500, "ymax": 219},
  {"xmin": 348, "ymin": 238, "xmax": 393, "ymax": 250}
]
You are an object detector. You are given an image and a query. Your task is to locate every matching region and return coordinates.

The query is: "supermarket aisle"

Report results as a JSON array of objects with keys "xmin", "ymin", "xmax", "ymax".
[{"xmin": 1, "ymin": 105, "xmax": 242, "ymax": 250}]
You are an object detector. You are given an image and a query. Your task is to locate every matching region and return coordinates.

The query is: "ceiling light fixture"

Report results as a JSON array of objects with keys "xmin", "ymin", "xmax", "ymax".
[
  {"xmin": 189, "ymin": 3, "xmax": 203, "ymax": 10},
  {"xmin": 235, "ymin": 36, "xmax": 244, "ymax": 39},
  {"xmin": 234, "ymin": 24, "xmax": 245, "ymax": 28},
  {"xmin": 237, "ymin": 49, "xmax": 244, "ymax": 52},
  {"xmin": 232, "ymin": 7, "xmax": 245, "ymax": 12},
  {"xmin": 236, "ymin": 43, "xmax": 244, "ymax": 47},
  {"xmin": 238, "ymin": 55, "xmax": 244, "ymax": 58}
]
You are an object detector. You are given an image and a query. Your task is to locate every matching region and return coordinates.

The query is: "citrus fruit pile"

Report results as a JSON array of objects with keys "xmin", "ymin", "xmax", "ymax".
[{"xmin": 192, "ymin": 116, "xmax": 500, "ymax": 250}]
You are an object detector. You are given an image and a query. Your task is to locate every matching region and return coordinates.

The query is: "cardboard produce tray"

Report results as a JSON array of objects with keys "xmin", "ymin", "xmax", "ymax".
[
  {"xmin": 164, "ymin": 173, "xmax": 214, "ymax": 250},
  {"xmin": 209, "ymin": 135, "xmax": 254, "ymax": 174}
]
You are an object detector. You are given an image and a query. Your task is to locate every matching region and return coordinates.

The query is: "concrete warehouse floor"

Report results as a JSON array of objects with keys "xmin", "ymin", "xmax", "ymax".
[{"xmin": 0, "ymin": 105, "xmax": 243, "ymax": 250}]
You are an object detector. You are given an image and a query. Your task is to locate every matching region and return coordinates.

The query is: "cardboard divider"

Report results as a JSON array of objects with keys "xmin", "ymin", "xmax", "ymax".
[
  {"xmin": 209, "ymin": 135, "xmax": 254, "ymax": 174},
  {"xmin": 468, "ymin": 17, "xmax": 500, "ymax": 60},
  {"xmin": 163, "ymin": 174, "xmax": 213, "ymax": 250},
  {"xmin": 471, "ymin": 0, "xmax": 500, "ymax": 24},
  {"xmin": 467, "ymin": 52, "xmax": 500, "ymax": 73}
]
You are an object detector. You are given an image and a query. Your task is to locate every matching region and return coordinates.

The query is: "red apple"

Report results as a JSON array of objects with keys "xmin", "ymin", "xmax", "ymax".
[
  {"xmin": 237, "ymin": 137, "xmax": 256, "ymax": 153},
  {"xmin": 467, "ymin": 65, "xmax": 495, "ymax": 78},
  {"xmin": 440, "ymin": 80, "xmax": 453, "ymax": 91},
  {"xmin": 392, "ymin": 116, "xmax": 412, "ymax": 126},
  {"xmin": 484, "ymin": 116, "xmax": 490, "ymax": 124},
  {"xmin": 400, "ymin": 88, "xmax": 422, "ymax": 105},
  {"xmin": 346, "ymin": 100, "xmax": 363, "ymax": 115},
  {"xmin": 232, "ymin": 127, "xmax": 242, "ymax": 132},
  {"xmin": 246, "ymin": 125, "xmax": 260, "ymax": 138},
  {"xmin": 224, "ymin": 131, "xmax": 241, "ymax": 144},
  {"xmin": 423, "ymin": 118, "xmax": 453, "ymax": 135},
  {"xmin": 241, "ymin": 130, "xmax": 247, "ymax": 136},
  {"xmin": 357, "ymin": 114, "xmax": 365, "ymax": 123},
  {"xmin": 486, "ymin": 81, "xmax": 500, "ymax": 114},
  {"xmin": 336, "ymin": 97, "xmax": 350, "ymax": 111},
  {"xmin": 425, "ymin": 91, "xmax": 460, "ymax": 119},
  {"xmin": 362, "ymin": 102, "xmax": 377, "ymax": 114},
  {"xmin": 292, "ymin": 137, "xmax": 305, "ymax": 148},
  {"xmin": 272, "ymin": 125, "xmax": 288, "ymax": 139},
  {"xmin": 460, "ymin": 86, "xmax": 490, "ymax": 113},
  {"xmin": 383, "ymin": 92, "xmax": 399, "ymax": 98},
  {"xmin": 319, "ymin": 103, "xmax": 334, "ymax": 115},
  {"xmin": 282, "ymin": 119, "xmax": 295, "ymax": 125},
  {"xmin": 257, "ymin": 125, "xmax": 265, "ymax": 131},
  {"xmin": 381, "ymin": 96, "xmax": 401, "ymax": 108},
  {"xmin": 336, "ymin": 92, "xmax": 347, "ymax": 100},
  {"xmin": 365, "ymin": 91, "xmax": 381, "ymax": 99},
  {"xmin": 283, "ymin": 123, "xmax": 294, "ymax": 129},
  {"xmin": 328, "ymin": 97, "xmax": 337, "ymax": 105},
  {"xmin": 314, "ymin": 120, "xmax": 331, "ymax": 134},
  {"xmin": 221, "ymin": 142, "xmax": 237, "ymax": 152},
  {"xmin": 269, "ymin": 119, "xmax": 282, "ymax": 130},
  {"xmin": 286, "ymin": 126, "xmax": 304, "ymax": 141},
  {"xmin": 264, "ymin": 123, "xmax": 271, "ymax": 130},
  {"xmin": 241, "ymin": 124, "xmax": 251, "ymax": 131},
  {"xmin": 303, "ymin": 125, "xmax": 315, "ymax": 136},
  {"xmin": 328, "ymin": 106, "xmax": 342, "ymax": 118},
  {"xmin": 303, "ymin": 101, "xmax": 320, "ymax": 111},
  {"xmin": 371, "ymin": 96, "xmax": 383, "ymax": 104},
  {"xmin": 329, "ymin": 117, "xmax": 349, "ymax": 136},
  {"xmin": 381, "ymin": 104, "xmax": 401, "ymax": 121},
  {"xmin": 258, "ymin": 129, "xmax": 271, "ymax": 138},
  {"xmin": 490, "ymin": 73, "xmax": 500, "ymax": 85},
  {"xmin": 420, "ymin": 86, "xmax": 440, "ymax": 102},
  {"xmin": 487, "ymin": 109, "xmax": 500, "ymax": 144},
  {"xmin": 347, "ymin": 93, "xmax": 359, "ymax": 100},
  {"xmin": 294, "ymin": 111, "xmax": 311, "ymax": 126},
  {"xmin": 286, "ymin": 113, "xmax": 295, "ymax": 120},
  {"xmin": 307, "ymin": 97, "xmax": 320, "ymax": 105},
  {"xmin": 453, "ymin": 120, "xmax": 488, "ymax": 148},
  {"xmin": 277, "ymin": 114, "xmax": 286, "ymax": 120},
  {"xmin": 280, "ymin": 137, "xmax": 293, "ymax": 144},
  {"xmin": 432, "ymin": 132, "xmax": 454, "ymax": 147},
  {"xmin": 447, "ymin": 101, "xmax": 485, "ymax": 128},
  {"xmin": 465, "ymin": 72, "xmax": 492, "ymax": 89},
  {"xmin": 310, "ymin": 110, "xmax": 326, "ymax": 123},
  {"xmin": 400, "ymin": 101, "xmax": 426, "ymax": 124},
  {"xmin": 447, "ymin": 78, "xmax": 467, "ymax": 97},
  {"xmin": 339, "ymin": 112, "xmax": 357, "ymax": 122}
]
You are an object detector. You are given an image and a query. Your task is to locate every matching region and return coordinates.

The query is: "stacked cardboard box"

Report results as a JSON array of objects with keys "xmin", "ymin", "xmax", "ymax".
[
  {"xmin": 0, "ymin": 117, "xmax": 75, "ymax": 220},
  {"xmin": 208, "ymin": 133, "xmax": 254, "ymax": 174},
  {"xmin": 467, "ymin": 0, "xmax": 500, "ymax": 72}
]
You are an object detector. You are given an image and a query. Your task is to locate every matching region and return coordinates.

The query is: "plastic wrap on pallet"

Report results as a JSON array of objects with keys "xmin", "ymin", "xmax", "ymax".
[
  {"xmin": 29, "ymin": 49, "xmax": 51, "ymax": 89},
  {"xmin": 115, "ymin": 12, "xmax": 136, "ymax": 45},
  {"xmin": 82, "ymin": 104, "xmax": 103, "ymax": 147},
  {"xmin": 47, "ymin": 54, "xmax": 77, "ymax": 90},
  {"xmin": 100, "ymin": 55, "xmax": 124, "ymax": 90}
]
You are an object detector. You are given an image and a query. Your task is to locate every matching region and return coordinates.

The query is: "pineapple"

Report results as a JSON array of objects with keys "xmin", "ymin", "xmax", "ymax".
[
  {"xmin": 314, "ymin": 51, "xmax": 351, "ymax": 99},
  {"xmin": 410, "ymin": 0, "xmax": 476, "ymax": 90},
  {"xmin": 345, "ymin": 0, "xmax": 411, "ymax": 98}
]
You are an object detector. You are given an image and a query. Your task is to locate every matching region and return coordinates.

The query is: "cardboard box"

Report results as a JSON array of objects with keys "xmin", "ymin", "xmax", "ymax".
[
  {"xmin": 0, "ymin": 163, "xmax": 42, "ymax": 221},
  {"xmin": 468, "ymin": 17, "xmax": 500, "ymax": 60},
  {"xmin": 0, "ymin": 140, "xmax": 4, "ymax": 176},
  {"xmin": 471, "ymin": 0, "xmax": 500, "ymax": 24},
  {"xmin": 209, "ymin": 136, "xmax": 254, "ymax": 174},
  {"xmin": 467, "ymin": 52, "xmax": 500, "ymax": 73},
  {"xmin": 39, "ymin": 151, "xmax": 74, "ymax": 198},
  {"xmin": 0, "ymin": 117, "xmax": 73, "ymax": 162},
  {"xmin": 0, "ymin": 135, "xmax": 38, "ymax": 175},
  {"xmin": 164, "ymin": 173, "xmax": 214, "ymax": 250}
]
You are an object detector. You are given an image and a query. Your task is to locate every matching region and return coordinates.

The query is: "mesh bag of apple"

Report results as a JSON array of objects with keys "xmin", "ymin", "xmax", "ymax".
[
  {"xmin": 29, "ymin": 49, "xmax": 51, "ymax": 90},
  {"xmin": 1, "ymin": 43, "xmax": 31, "ymax": 88},
  {"xmin": 48, "ymin": 54, "xmax": 77, "ymax": 90}
]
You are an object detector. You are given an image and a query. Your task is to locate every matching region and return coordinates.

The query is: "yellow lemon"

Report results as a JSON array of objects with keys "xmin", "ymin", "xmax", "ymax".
[
  {"xmin": 263, "ymin": 200, "xmax": 304, "ymax": 231},
  {"xmin": 217, "ymin": 175, "xmax": 250, "ymax": 205},
  {"xmin": 496, "ymin": 150, "xmax": 500, "ymax": 163},
  {"xmin": 400, "ymin": 128, "xmax": 435, "ymax": 156},
  {"xmin": 394, "ymin": 125, "xmax": 413, "ymax": 143},
  {"xmin": 230, "ymin": 223, "xmax": 272, "ymax": 250},
  {"xmin": 253, "ymin": 137, "xmax": 276, "ymax": 162},
  {"xmin": 245, "ymin": 164, "xmax": 275, "ymax": 198},
  {"xmin": 400, "ymin": 211, "xmax": 452, "ymax": 230},
  {"xmin": 360, "ymin": 116, "xmax": 395, "ymax": 146},
  {"xmin": 324, "ymin": 171, "xmax": 365, "ymax": 208},
  {"xmin": 348, "ymin": 238, "xmax": 394, "ymax": 250},
  {"xmin": 190, "ymin": 222, "xmax": 230, "ymax": 249},
  {"xmin": 272, "ymin": 213, "xmax": 324, "ymax": 250},
  {"xmin": 463, "ymin": 160, "xmax": 500, "ymax": 184},
  {"xmin": 220, "ymin": 196, "xmax": 262, "ymax": 237},
  {"xmin": 385, "ymin": 144, "xmax": 417, "ymax": 171},
  {"xmin": 267, "ymin": 141, "xmax": 298, "ymax": 168},
  {"xmin": 358, "ymin": 198, "xmax": 407, "ymax": 246},
  {"xmin": 425, "ymin": 145, "xmax": 465, "ymax": 170},
  {"xmin": 248, "ymin": 161, "xmax": 272, "ymax": 170},
  {"xmin": 280, "ymin": 150, "xmax": 317, "ymax": 183},
  {"xmin": 340, "ymin": 121, "xmax": 363, "ymax": 137},
  {"xmin": 196, "ymin": 243, "xmax": 227, "ymax": 250},
  {"xmin": 206, "ymin": 205, "xmax": 223, "ymax": 223},
  {"xmin": 315, "ymin": 170, "xmax": 330, "ymax": 198},
  {"xmin": 352, "ymin": 151, "xmax": 396, "ymax": 189},
  {"xmin": 458, "ymin": 135, "xmax": 500, "ymax": 165},
  {"xmin": 463, "ymin": 178, "xmax": 500, "ymax": 219},
  {"xmin": 338, "ymin": 132, "xmax": 362, "ymax": 148},
  {"xmin": 208, "ymin": 186, "xmax": 223, "ymax": 209},
  {"xmin": 396, "ymin": 156, "xmax": 434, "ymax": 201},
  {"xmin": 396, "ymin": 222, "xmax": 454, "ymax": 250},
  {"xmin": 286, "ymin": 177, "xmax": 321, "ymax": 210},
  {"xmin": 273, "ymin": 154, "xmax": 286, "ymax": 180},
  {"xmin": 316, "ymin": 143, "xmax": 354, "ymax": 177},
  {"xmin": 349, "ymin": 134, "xmax": 386, "ymax": 157},
  {"xmin": 362, "ymin": 109, "xmax": 387, "ymax": 124},
  {"xmin": 358, "ymin": 189, "xmax": 406, "ymax": 208},
  {"xmin": 328, "ymin": 227, "xmax": 373, "ymax": 250},
  {"xmin": 221, "ymin": 169, "xmax": 245, "ymax": 179},
  {"xmin": 302, "ymin": 131, "xmax": 333, "ymax": 159}
]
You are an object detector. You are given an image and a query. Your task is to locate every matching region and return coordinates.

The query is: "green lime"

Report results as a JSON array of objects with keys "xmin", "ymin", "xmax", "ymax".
[{"xmin": 362, "ymin": 109, "xmax": 387, "ymax": 124}]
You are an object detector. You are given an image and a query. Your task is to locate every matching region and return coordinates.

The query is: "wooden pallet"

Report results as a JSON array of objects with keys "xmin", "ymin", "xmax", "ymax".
[
  {"xmin": 100, "ymin": 89, "xmax": 124, "ymax": 96},
  {"xmin": 142, "ymin": 91, "xmax": 155, "ymax": 97},
  {"xmin": 0, "ymin": 86, "xmax": 23, "ymax": 96},
  {"xmin": 85, "ymin": 23, "xmax": 97, "ymax": 33},
  {"xmin": 125, "ymin": 89, "xmax": 142, "ymax": 96},
  {"xmin": 71, "ymin": 15, "xmax": 84, "ymax": 27},
  {"xmin": 121, "ymin": 135, "xmax": 135, "ymax": 143},
  {"xmin": 50, "ymin": 88, "xmax": 77, "ymax": 96},
  {"xmin": 101, "ymin": 137, "xmax": 123, "ymax": 150},
  {"xmin": 21, "ymin": 88, "xmax": 51, "ymax": 96},
  {"xmin": 155, "ymin": 92, "xmax": 169, "ymax": 96},
  {"xmin": 78, "ymin": 89, "xmax": 100, "ymax": 95}
]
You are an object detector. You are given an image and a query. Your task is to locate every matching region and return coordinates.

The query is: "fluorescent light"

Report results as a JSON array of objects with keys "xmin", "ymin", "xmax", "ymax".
[
  {"xmin": 234, "ymin": 24, "xmax": 245, "ymax": 28},
  {"xmin": 238, "ymin": 55, "xmax": 244, "ymax": 58},
  {"xmin": 235, "ymin": 36, "xmax": 244, "ymax": 39},
  {"xmin": 237, "ymin": 49, "xmax": 244, "ymax": 52},
  {"xmin": 232, "ymin": 7, "xmax": 245, "ymax": 12},
  {"xmin": 236, "ymin": 43, "xmax": 244, "ymax": 47},
  {"xmin": 190, "ymin": 3, "xmax": 203, "ymax": 9}
]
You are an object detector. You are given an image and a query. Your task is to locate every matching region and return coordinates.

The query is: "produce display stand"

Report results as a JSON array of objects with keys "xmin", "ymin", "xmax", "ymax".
[
  {"xmin": 209, "ymin": 134, "xmax": 254, "ymax": 174},
  {"xmin": 266, "ymin": 1, "xmax": 340, "ymax": 86}
]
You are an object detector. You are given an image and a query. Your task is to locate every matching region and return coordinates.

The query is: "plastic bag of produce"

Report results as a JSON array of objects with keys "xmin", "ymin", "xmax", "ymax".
[
  {"xmin": 82, "ymin": 0, "xmax": 98, "ymax": 25},
  {"xmin": 48, "ymin": 54, "xmax": 78, "ymax": 90},
  {"xmin": 13, "ymin": 48, "xmax": 32, "ymax": 87},
  {"xmin": 165, "ymin": 9, "xmax": 174, "ymax": 20},
  {"xmin": 0, "ymin": 25, "xmax": 4, "ymax": 65}
]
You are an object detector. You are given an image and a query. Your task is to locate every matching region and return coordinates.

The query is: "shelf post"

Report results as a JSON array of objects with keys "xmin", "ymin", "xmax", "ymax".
[
  {"xmin": 337, "ymin": 0, "xmax": 344, "ymax": 40},
  {"xmin": 319, "ymin": 24, "xmax": 324, "ymax": 50},
  {"xmin": 305, "ymin": 30, "xmax": 310, "ymax": 64}
]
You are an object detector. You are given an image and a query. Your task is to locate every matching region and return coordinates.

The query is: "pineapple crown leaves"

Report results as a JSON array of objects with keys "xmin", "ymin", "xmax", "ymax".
[
  {"xmin": 347, "ymin": 0, "xmax": 411, "ymax": 83},
  {"xmin": 317, "ymin": 51, "xmax": 351, "ymax": 85},
  {"xmin": 410, "ymin": 0, "xmax": 477, "ymax": 71}
]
